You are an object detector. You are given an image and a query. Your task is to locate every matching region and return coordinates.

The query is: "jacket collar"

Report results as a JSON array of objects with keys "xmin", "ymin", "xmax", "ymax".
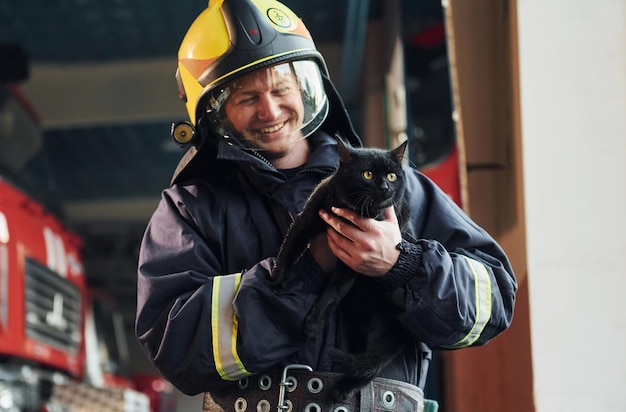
[
  {"xmin": 224, "ymin": 132, "xmax": 338, "ymax": 196},
  {"xmin": 215, "ymin": 131, "xmax": 338, "ymax": 174}
]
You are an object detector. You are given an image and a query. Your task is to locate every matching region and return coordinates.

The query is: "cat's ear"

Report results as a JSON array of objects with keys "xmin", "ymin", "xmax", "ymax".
[
  {"xmin": 335, "ymin": 134, "xmax": 352, "ymax": 163},
  {"xmin": 392, "ymin": 140, "xmax": 408, "ymax": 162}
]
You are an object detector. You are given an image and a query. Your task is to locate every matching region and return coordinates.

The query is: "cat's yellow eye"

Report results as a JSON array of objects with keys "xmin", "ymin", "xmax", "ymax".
[
  {"xmin": 363, "ymin": 170, "xmax": 374, "ymax": 180},
  {"xmin": 387, "ymin": 173, "xmax": 397, "ymax": 182}
]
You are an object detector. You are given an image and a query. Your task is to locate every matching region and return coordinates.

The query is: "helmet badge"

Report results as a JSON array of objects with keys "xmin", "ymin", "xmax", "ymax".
[{"xmin": 266, "ymin": 8, "xmax": 295, "ymax": 30}]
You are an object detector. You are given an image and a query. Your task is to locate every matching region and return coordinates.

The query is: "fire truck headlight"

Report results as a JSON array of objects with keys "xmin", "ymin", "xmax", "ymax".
[{"xmin": 0, "ymin": 381, "xmax": 24, "ymax": 411}]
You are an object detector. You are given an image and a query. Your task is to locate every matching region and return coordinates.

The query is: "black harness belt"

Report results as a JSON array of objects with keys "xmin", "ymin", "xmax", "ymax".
[{"xmin": 203, "ymin": 364, "xmax": 427, "ymax": 412}]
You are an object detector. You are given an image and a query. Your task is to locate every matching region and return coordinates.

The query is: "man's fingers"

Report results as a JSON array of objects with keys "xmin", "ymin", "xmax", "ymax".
[{"xmin": 329, "ymin": 206, "xmax": 368, "ymax": 230}]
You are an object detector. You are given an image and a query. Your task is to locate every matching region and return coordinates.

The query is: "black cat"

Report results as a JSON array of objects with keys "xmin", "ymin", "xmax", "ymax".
[{"xmin": 271, "ymin": 136, "xmax": 413, "ymax": 401}]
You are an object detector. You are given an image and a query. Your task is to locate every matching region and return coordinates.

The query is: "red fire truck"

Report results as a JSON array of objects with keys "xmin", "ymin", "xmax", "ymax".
[
  {"xmin": 0, "ymin": 75, "xmax": 174, "ymax": 410},
  {"xmin": 0, "ymin": 176, "xmax": 150, "ymax": 411}
]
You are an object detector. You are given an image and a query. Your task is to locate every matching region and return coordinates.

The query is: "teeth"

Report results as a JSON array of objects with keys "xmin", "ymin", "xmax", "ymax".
[{"xmin": 259, "ymin": 123, "xmax": 284, "ymax": 133}]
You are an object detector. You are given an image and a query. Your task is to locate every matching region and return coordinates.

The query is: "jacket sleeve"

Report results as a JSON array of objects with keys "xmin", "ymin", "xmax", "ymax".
[
  {"xmin": 135, "ymin": 184, "xmax": 329, "ymax": 395},
  {"xmin": 377, "ymin": 170, "xmax": 517, "ymax": 349}
]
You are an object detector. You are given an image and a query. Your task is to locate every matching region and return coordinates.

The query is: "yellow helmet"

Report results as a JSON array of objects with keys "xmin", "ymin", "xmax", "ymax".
[{"xmin": 173, "ymin": 0, "xmax": 329, "ymax": 145}]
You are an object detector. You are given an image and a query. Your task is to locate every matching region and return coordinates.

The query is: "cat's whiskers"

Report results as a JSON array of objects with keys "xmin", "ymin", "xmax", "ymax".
[{"xmin": 350, "ymin": 190, "xmax": 376, "ymax": 218}]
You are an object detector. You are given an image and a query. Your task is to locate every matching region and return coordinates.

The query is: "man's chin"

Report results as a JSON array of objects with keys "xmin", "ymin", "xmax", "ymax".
[{"xmin": 251, "ymin": 135, "xmax": 303, "ymax": 153}]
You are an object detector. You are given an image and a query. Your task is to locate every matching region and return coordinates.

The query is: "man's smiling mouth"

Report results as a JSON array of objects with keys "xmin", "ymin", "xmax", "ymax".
[{"xmin": 258, "ymin": 123, "xmax": 285, "ymax": 134}]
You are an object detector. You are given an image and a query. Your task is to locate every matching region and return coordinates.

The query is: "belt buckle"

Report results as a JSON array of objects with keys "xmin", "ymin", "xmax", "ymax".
[{"xmin": 277, "ymin": 364, "xmax": 313, "ymax": 411}]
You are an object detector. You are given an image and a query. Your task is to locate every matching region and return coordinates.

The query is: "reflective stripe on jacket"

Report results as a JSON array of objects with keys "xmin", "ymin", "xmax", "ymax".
[{"xmin": 135, "ymin": 131, "xmax": 517, "ymax": 395}]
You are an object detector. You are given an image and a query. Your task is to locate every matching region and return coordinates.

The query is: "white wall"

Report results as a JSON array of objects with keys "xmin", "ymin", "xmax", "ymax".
[{"xmin": 517, "ymin": 1, "xmax": 626, "ymax": 411}]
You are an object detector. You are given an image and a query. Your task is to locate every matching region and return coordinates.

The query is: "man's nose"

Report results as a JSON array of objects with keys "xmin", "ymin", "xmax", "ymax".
[{"xmin": 256, "ymin": 94, "xmax": 281, "ymax": 120}]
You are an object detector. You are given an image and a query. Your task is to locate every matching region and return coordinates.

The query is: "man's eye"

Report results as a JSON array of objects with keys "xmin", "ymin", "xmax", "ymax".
[
  {"xmin": 273, "ymin": 86, "xmax": 291, "ymax": 96},
  {"xmin": 363, "ymin": 170, "xmax": 374, "ymax": 180},
  {"xmin": 237, "ymin": 97, "xmax": 257, "ymax": 106}
]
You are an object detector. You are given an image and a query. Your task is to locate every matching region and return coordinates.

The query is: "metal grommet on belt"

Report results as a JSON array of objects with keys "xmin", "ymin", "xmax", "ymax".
[
  {"xmin": 234, "ymin": 397, "xmax": 247, "ymax": 412},
  {"xmin": 285, "ymin": 376, "xmax": 297, "ymax": 393},
  {"xmin": 238, "ymin": 377, "xmax": 249, "ymax": 390},
  {"xmin": 304, "ymin": 403, "xmax": 322, "ymax": 412},
  {"xmin": 382, "ymin": 390, "xmax": 396, "ymax": 407},
  {"xmin": 203, "ymin": 369, "xmax": 426, "ymax": 412},
  {"xmin": 307, "ymin": 377, "xmax": 323, "ymax": 394},
  {"xmin": 256, "ymin": 399, "xmax": 270, "ymax": 412},
  {"xmin": 278, "ymin": 364, "xmax": 313, "ymax": 411},
  {"xmin": 258, "ymin": 375, "xmax": 272, "ymax": 391}
]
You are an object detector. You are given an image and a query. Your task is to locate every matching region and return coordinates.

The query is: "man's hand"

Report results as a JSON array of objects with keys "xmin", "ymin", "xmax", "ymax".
[{"xmin": 319, "ymin": 206, "xmax": 402, "ymax": 277}]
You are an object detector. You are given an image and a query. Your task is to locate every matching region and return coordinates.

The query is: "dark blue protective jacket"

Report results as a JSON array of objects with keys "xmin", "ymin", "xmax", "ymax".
[{"xmin": 135, "ymin": 126, "xmax": 517, "ymax": 395}]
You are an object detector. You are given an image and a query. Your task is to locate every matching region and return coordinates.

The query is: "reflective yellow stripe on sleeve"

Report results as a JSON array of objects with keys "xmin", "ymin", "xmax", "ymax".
[
  {"xmin": 445, "ymin": 256, "xmax": 492, "ymax": 349},
  {"xmin": 211, "ymin": 273, "xmax": 251, "ymax": 380}
]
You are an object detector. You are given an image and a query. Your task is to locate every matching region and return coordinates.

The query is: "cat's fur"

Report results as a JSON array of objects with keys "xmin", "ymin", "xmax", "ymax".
[{"xmin": 271, "ymin": 136, "xmax": 413, "ymax": 401}]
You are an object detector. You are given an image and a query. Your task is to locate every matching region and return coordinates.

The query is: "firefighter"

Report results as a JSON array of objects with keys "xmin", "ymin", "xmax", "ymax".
[{"xmin": 135, "ymin": 0, "xmax": 517, "ymax": 410}]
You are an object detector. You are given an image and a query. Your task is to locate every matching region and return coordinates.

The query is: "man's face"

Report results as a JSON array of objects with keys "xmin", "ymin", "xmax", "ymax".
[{"xmin": 224, "ymin": 65, "xmax": 305, "ymax": 157}]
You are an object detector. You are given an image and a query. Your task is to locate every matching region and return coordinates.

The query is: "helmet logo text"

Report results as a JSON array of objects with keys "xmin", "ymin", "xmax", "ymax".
[{"xmin": 267, "ymin": 8, "xmax": 294, "ymax": 29}]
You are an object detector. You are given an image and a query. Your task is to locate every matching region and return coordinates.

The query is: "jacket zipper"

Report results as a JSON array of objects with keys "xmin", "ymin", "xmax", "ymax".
[{"xmin": 247, "ymin": 149, "xmax": 275, "ymax": 169}]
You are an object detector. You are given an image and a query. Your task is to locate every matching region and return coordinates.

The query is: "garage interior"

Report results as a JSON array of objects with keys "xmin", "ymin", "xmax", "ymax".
[
  {"xmin": 1, "ymin": 0, "xmax": 445, "ymax": 328},
  {"xmin": 1, "ymin": 0, "xmax": 533, "ymax": 411}
]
